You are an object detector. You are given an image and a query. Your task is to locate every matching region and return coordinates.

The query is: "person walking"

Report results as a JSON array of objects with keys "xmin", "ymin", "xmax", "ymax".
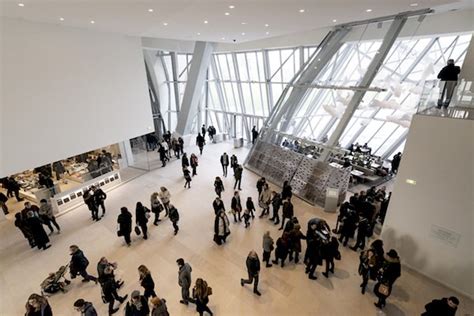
[
  {"xmin": 233, "ymin": 164, "xmax": 243, "ymax": 190},
  {"xmin": 182, "ymin": 153, "xmax": 190, "ymax": 169},
  {"xmin": 73, "ymin": 299, "xmax": 98, "ymax": 316},
  {"xmin": 212, "ymin": 197, "xmax": 226, "ymax": 215},
  {"xmin": 359, "ymin": 239, "xmax": 385, "ymax": 294},
  {"xmin": 422, "ymin": 296, "xmax": 459, "ymax": 316},
  {"xmin": 117, "ymin": 207, "xmax": 133, "ymax": 246},
  {"xmin": 273, "ymin": 232, "xmax": 290, "ymax": 267},
  {"xmin": 270, "ymin": 191, "xmax": 282, "ymax": 225},
  {"xmin": 0, "ymin": 192, "xmax": 8, "ymax": 215},
  {"xmin": 281, "ymin": 181, "xmax": 293, "ymax": 201},
  {"xmin": 193, "ymin": 278, "xmax": 213, "ymax": 316},
  {"xmin": 159, "ymin": 187, "xmax": 171, "ymax": 216},
  {"xmin": 177, "ymin": 258, "xmax": 194, "ymax": 305},
  {"xmin": 135, "ymin": 202, "xmax": 150, "ymax": 240},
  {"xmin": 150, "ymin": 296, "xmax": 170, "ymax": 316},
  {"xmin": 168, "ymin": 204, "xmax": 180, "ymax": 235},
  {"xmin": 201, "ymin": 125, "xmax": 207, "ymax": 139},
  {"xmin": 256, "ymin": 177, "xmax": 266, "ymax": 196},
  {"xmin": 7, "ymin": 177, "xmax": 23, "ymax": 202},
  {"xmin": 214, "ymin": 177, "xmax": 224, "ymax": 198},
  {"xmin": 196, "ymin": 133, "xmax": 206, "ymax": 155},
  {"xmin": 351, "ymin": 216, "xmax": 370, "ymax": 251},
  {"xmin": 262, "ymin": 231, "xmax": 274, "ymax": 268},
  {"xmin": 158, "ymin": 144, "xmax": 167, "ymax": 167},
  {"xmin": 243, "ymin": 207, "xmax": 251, "ymax": 228},
  {"xmin": 220, "ymin": 152, "xmax": 230, "ymax": 177},
  {"xmin": 26, "ymin": 211, "xmax": 51, "ymax": 250},
  {"xmin": 437, "ymin": 59, "xmax": 461, "ymax": 108},
  {"xmin": 183, "ymin": 167, "xmax": 192, "ymax": 189},
  {"xmin": 69, "ymin": 245, "xmax": 98, "ymax": 283},
  {"xmin": 214, "ymin": 211, "xmax": 230, "ymax": 244},
  {"xmin": 125, "ymin": 290, "xmax": 150, "ymax": 316},
  {"xmin": 39, "ymin": 199, "xmax": 61, "ymax": 234},
  {"xmin": 138, "ymin": 265, "xmax": 156, "ymax": 300},
  {"xmin": 102, "ymin": 266, "xmax": 127, "ymax": 315},
  {"xmin": 251, "ymin": 126, "xmax": 259, "ymax": 144},
  {"xmin": 240, "ymin": 250, "xmax": 261, "ymax": 296},
  {"xmin": 246, "ymin": 197, "xmax": 256, "ymax": 219},
  {"xmin": 374, "ymin": 249, "xmax": 401, "ymax": 309},
  {"xmin": 92, "ymin": 185, "xmax": 107, "ymax": 218},
  {"xmin": 322, "ymin": 236, "xmax": 341, "ymax": 278},
  {"xmin": 288, "ymin": 224, "xmax": 306, "ymax": 264},
  {"xmin": 14, "ymin": 213, "xmax": 35, "ymax": 248},
  {"xmin": 83, "ymin": 189, "xmax": 99, "ymax": 221},
  {"xmin": 258, "ymin": 183, "xmax": 272, "ymax": 217},
  {"xmin": 339, "ymin": 208, "xmax": 358, "ymax": 247},
  {"xmin": 25, "ymin": 294, "xmax": 52, "ymax": 316},
  {"xmin": 190, "ymin": 153, "xmax": 199, "ymax": 176},
  {"xmin": 231, "ymin": 191, "xmax": 242, "ymax": 223},
  {"xmin": 230, "ymin": 155, "xmax": 238, "ymax": 174},
  {"xmin": 279, "ymin": 198, "xmax": 294, "ymax": 230},
  {"xmin": 391, "ymin": 152, "xmax": 402, "ymax": 174},
  {"xmin": 150, "ymin": 192, "xmax": 164, "ymax": 226}
]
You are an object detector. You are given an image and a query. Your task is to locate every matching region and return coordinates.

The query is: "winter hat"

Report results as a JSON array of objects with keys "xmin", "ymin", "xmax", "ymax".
[{"xmin": 131, "ymin": 290, "xmax": 140, "ymax": 298}]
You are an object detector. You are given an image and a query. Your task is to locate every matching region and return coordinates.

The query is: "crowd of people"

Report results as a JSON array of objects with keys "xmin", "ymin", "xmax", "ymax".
[{"xmin": 12, "ymin": 132, "xmax": 463, "ymax": 316}]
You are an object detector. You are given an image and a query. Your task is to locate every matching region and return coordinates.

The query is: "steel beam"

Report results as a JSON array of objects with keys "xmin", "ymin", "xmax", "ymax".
[
  {"xmin": 319, "ymin": 15, "xmax": 408, "ymax": 161},
  {"xmin": 176, "ymin": 41, "xmax": 215, "ymax": 135}
]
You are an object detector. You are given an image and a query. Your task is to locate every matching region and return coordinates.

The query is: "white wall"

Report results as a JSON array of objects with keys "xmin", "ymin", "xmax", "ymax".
[
  {"xmin": 382, "ymin": 114, "xmax": 474, "ymax": 298},
  {"xmin": 0, "ymin": 18, "xmax": 154, "ymax": 176},
  {"xmin": 460, "ymin": 37, "xmax": 474, "ymax": 82}
]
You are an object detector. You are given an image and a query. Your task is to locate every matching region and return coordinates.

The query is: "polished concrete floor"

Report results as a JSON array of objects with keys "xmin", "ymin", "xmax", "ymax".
[{"xmin": 0, "ymin": 141, "xmax": 472, "ymax": 316}]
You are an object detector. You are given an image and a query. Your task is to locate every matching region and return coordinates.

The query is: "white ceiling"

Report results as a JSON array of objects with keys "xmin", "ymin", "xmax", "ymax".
[{"xmin": 0, "ymin": 0, "xmax": 465, "ymax": 43}]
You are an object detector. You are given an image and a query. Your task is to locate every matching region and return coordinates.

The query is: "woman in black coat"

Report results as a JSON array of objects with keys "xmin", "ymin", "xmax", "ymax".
[
  {"xmin": 214, "ymin": 177, "xmax": 224, "ymax": 198},
  {"xmin": 25, "ymin": 293, "xmax": 53, "ymax": 316},
  {"xmin": 138, "ymin": 265, "xmax": 156, "ymax": 300},
  {"xmin": 26, "ymin": 212, "xmax": 50, "ymax": 250},
  {"xmin": 117, "ymin": 207, "xmax": 133, "ymax": 246},
  {"xmin": 374, "ymin": 249, "xmax": 401, "ymax": 309},
  {"xmin": 135, "ymin": 202, "xmax": 149, "ymax": 240}
]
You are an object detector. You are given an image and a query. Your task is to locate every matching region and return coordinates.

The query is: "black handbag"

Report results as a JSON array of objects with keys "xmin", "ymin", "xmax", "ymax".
[
  {"xmin": 117, "ymin": 230, "xmax": 123, "ymax": 237},
  {"xmin": 213, "ymin": 234, "xmax": 222, "ymax": 245},
  {"xmin": 135, "ymin": 226, "xmax": 141, "ymax": 236}
]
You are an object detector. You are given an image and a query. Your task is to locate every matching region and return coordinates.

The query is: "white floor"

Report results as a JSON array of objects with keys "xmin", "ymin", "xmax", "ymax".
[{"xmin": 0, "ymin": 141, "xmax": 472, "ymax": 316}]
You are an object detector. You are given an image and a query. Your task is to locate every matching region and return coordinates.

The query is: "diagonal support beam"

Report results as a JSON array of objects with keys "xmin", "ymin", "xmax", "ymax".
[
  {"xmin": 319, "ymin": 15, "xmax": 408, "ymax": 161},
  {"xmin": 176, "ymin": 41, "xmax": 215, "ymax": 135}
]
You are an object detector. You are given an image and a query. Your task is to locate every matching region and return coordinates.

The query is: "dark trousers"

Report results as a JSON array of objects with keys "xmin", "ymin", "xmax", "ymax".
[
  {"xmin": 271, "ymin": 206, "xmax": 280, "ymax": 223},
  {"xmin": 98, "ymin": 201, "xmax": 106, "ymax": 216},
  {"xmin": 199, "ymin": 146, "xmax": 203, "ymax": 155},
  {"xmin": 325, "ymin": 258, "xmax": 334, "ymax": 273},
  {"xmin": 181, "ymin": 286, "xmax": 194, "ymax": 303},
  {"xmin": 123, "ymin": 232, "xmax": 131, "ymax": 245},
  {"xmin": 153, "ymin": 211, "xmax": 161, "ymax": 225},
  {"xmin": 163, "ymin": 202, "xmax": 169, "ymax": 216},
  {"xmin": 352, "ymin": 233, "xmax": 366, "ymax": 250},
  {"xmin": 222, "ymin": 165, "xmax": 228, "ymax": 177},
  {"xmin": 1, "ymin": 201, "xmax": 9, "ymax": 214},
  {"xmin": 42, "ymin": 215, "xmax": 60, "ymax": 232},
  {"xmin": 140, "ymin": 224, "xmax": 148, "ymax": 239},
  {"xmin": 192, "ymin": 166, "xmax": 197, "ymax": 176},
  {"xmin": 172, "ymin": 221, "xmax": 179, "ymax": 233},
  {"xmin": 263, "ymin": 251, "xmax": 271, "ymax": 265},
  {"xmin": 144, "ymin": 288, "xmax": 156, "ymax": 300},
  {"xmin": 361, "ymin": 272, "xmax": 369, "ymax": 292},
  {"xmin": 185, "ymin": 180, "xmax": 191, "ymax": 188},
  {"xmin": 233, "ymin": 210, "xmax": 241, "ymax": 222},
  {"xmin": 339, "ymin": 235, "xmax": 350, "ymax": 247},
  {"xmin": 242, "ymin": 272, "xmax": 259, "ymax": 292},
  {"xmin": 234, "ymin": 178, "xmax": 242, "ymax": 190},
  {"xmin": 215, "ymin": 190, "xmax": 222, "ymax": 198},
  {"xmin": 91, "ymin": 206, "xmax": 99, "ymax": 220},
  {"xmin": 79, "ymin": 269, "xmax": 97, "ymax": 282},
  {"xmin": 307, "ymin": 262, "xmax": 317, "ymax": 277},
  {"xmin": 8, "ymin": 189, "xmax": 22, "ymax": 201},
  {"xmin": 280, "ymin": 217, "xmax": 289, "ymax": 230},
  {"xmin": 107, "ymin": 288, "xmax": 124, "ymax": 313}
]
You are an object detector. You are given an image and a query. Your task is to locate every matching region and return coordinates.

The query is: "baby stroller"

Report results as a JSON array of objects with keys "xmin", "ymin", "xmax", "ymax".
[{"xmin": 40, "ymin": 264, "xmax": 71, "ymax": 296}]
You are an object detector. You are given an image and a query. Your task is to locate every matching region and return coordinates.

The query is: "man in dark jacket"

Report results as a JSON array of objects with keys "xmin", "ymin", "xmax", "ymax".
[
  {"xmin": 26, "ymin": 211, "xmax": 51, "ymax": 250},
  {"xmin": 101, "ymin": 267, "xmax": 127, "ymax": 315},
  {"xmin": 212, "ymin": 197, "xmax": 225, "ymax": 215},
  {"xmin": 69, "ymin": 245, "xmax": 98, "ymax": 283},
  {"xmin": 196, "ymin": 133, "xmax": 206, "ymax": 155},
  {"xmin": 256, "ymin": 177, "xmax": 266, "ymax": 196},
  {"xmin": 92, "ymin": 186, "xmax": 107, "ymax": 217},
  {"xmin": 117, "ymin": 207, "xmax": 133, "ymax": 246},
  {"xmin": 279, "ymin": 198, "xmax": 294, "ymax": 230},
  {"xmin": 168, "ymin": 204, "xmax": 180, "ymax": 235},
  {"xmin": 233, "ymin": 164, "xmax": 243, "ymax": 190},
  {"xmin": 437, "ymin": 59, "xmax": 461, "ymax": 108},
  {"xmin": 391, "ymin": 152, "xmax": 402, "ymax": 174},
  {"xmin": 177, "ymin": 258, "xmax": 194, "ymax": 305},
  {"xmin": 251, "ymin": 126, "xmax": 259, "ymax": 144},
  {"xmin": 0, "ymin": 192, "xmax": 8, "ymax": 214},
  {"xmin": 231, "ymin": 191, "xmax": 242, "ymax": 222},
  {"xmin": 422, "ymin": 296, "xmax": 459, "ymax": 316},
  {"xmin": 7, "ymin": 177, "xmax": 23, "ymax": 202},
  {"xmin": 270, "ymin": 191, "xmax": 282, "ymax": 225},
  {"xmin": 83, "ymin": 190, "xmax": 99, "ymax": 221},
  {"xmin": 125, "ymin": 290, "xmax": 149, "ymax": 316},
  {"xmin": 240, "ymin": 250, "xmax": 261, "ymax": 296},
  {"xmin": 74, "ymin": 299, "xmax": 98, "ymax": 316},
  {"xmin": 220, "ymin": 152, "xmax": 230, "ymax": 177},
  {"xmin": 351, "ymin": 216, "xmax": 370, "ymax": 251}
]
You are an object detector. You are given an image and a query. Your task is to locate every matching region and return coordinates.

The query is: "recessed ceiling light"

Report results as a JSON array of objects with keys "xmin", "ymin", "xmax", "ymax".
[
  {"xmin": 299, "ymin": 9, "xmax": 305, "ymax": 13},
  {"xmin": 18, "ymin": 3, "xmax": 24, "ymax": 7},
  {"xmin": 59, "ymin": 17, "xmax": 65, "ymax": 21},
  {"xmin": 266, "ymin": 32, "xmax": 270, "ymax": 35},
  {"xmin": 241, "ymin": 22, "xmax": 247, "ymax": 25},
  {"xmin": 204, "ymin": 20, "xmax": 209, "ymax": 24},
  {"xmin": 222, "ymin": 37, "xmax": 226, "ymax": 40},
  {"xmin": 90, "ymin": 20, "xmax": 95, "ymax": 24},
  {"xmin": 265, "ymin": 24, "xmax": 269, "ymax": 27},
  {"xmin": 241, "ymin": 32, "xmax": 246, "ymax": 35},
  {"xmin": 332, "ymin": 19, "xmax": 337, "ymax": 22},
  {"xmin": 229, "ymin": 5, "xmax": 235, "ymax": 9},
  {"xmin": 225, "ymin": 12, "xmax": 230, "ymax": 16},
  {"xmin": 366, "ymin": 9, "xmax": 372, "ymax": 12},
  {"xmin": 197, "ymin": 32, "xmax": 201, "ymax": 35},
  {"xmin": 148, "ymin": 8, "xmax": 154, "ymax": 12},
  {"xmin": 163, "ymin": 22, "xmax": 168, "ymax": 26},
  {"xmin": 410, "ymin": 3, "xmax": 419, "ymax": 6}
]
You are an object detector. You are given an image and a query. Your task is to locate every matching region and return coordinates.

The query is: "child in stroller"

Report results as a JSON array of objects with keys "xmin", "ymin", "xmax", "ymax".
[{"xmin": 40, "ymin": 264, "xmax": 71, "ymax": 296}]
